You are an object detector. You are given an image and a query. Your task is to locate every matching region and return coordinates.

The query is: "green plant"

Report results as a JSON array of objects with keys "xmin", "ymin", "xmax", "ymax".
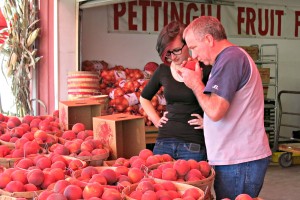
[{"xmin": 0, "ymin": 0, "xmax": 42, "ymax": 117}]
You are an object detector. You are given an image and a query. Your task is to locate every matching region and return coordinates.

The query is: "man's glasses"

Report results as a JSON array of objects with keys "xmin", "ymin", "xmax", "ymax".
[{"xmin": 165, "ymin": 43, "xmax": 186, "ymax": 62}]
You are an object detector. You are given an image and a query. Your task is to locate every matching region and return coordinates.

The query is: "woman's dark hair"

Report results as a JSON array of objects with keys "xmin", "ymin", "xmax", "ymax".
[{"xmin": 156, "ymin": 21, "xmax": 186, "ymax": 63}]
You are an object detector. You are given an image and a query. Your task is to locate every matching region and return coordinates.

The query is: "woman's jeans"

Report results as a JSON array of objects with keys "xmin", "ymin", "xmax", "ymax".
[
  {"xmin": 153, "ymin": 138, "xmax": 207, "ymax": 162},
  {"xmin": 213, "ymin": 156, "xmax": 271, "ymax": 200}
]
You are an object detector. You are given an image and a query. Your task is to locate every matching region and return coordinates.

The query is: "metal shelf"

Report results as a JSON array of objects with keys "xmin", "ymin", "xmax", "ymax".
[{"xmin": 255, "ymin": 44, "xmax": 279, "ymax": 150}]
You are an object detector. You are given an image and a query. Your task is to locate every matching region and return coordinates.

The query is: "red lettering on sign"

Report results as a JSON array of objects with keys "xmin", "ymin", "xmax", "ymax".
[
  {"xmin": 128, "ymin": 1, "xmax": 137, "ymax": 30},
  {"xmin": 164, "ymin": 1, "xmax": 169, "ymax": 26},
  {"xmin": 295, "ymin": 11, "xmax": 300, "ymax": 37},
  {"xmin": 186, "ymin": 3, "xmax": 198, "ymax": 24},
  {"xmin": 139, "ymin": 0, "xmax": 150, "ymax": 31},
  {"xmin": 276, "ymin": 10, "xmax": 284, "ymax": 36},
  {"xmin": 246, "ymin": 7, "xmax": 256, "ymax": 35},
  {"xmin": 237, "ymin": 7, "xmax": 245, "ymax": 34},
  {"xmin": 114, "ymin": 3, "xmax": 126, "ymax": 30},
  {"xmin": 170, "ymin": 2, "xmax": 184, "ymax": 22},
  {"xmin": 258, "ymin": 9, "xmax": 269, "ymax": 36},
  {"xmin": 152, "ymin": 1, "xmax": 162, "ymax": 31}
]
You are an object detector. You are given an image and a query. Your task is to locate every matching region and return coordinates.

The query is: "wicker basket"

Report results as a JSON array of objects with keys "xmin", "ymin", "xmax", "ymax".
[{"xmin": 122, "ymin": 178, "xmax": 205, "ymax": 200}]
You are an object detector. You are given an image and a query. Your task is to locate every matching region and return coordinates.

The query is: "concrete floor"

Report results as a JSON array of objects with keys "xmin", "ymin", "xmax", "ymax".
[{"xmin": 259, "ymin": 162, "xmax": 300, "ymax": 200}]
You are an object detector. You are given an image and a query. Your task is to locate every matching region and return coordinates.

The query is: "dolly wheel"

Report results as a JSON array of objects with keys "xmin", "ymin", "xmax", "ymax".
[{"xmin": 279, "ymin": 152, "xmax": 293, "ymax": 168}]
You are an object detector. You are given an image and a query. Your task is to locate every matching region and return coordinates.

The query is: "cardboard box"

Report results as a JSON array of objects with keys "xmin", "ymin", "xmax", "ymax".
[
  {"xmin": 59, "ymin": 100, "xmax": 103, "ymax": 130},
  {"xmin": 93, "ymin": 113, "xmax": 146, "ymax": 159},
  {"xmin": 240, "ymin": 46, "xmax": 259, "ymax": 61},
  {"xmin": 258, "ymin": 68, "xmax": 270, "ymax": 84}
]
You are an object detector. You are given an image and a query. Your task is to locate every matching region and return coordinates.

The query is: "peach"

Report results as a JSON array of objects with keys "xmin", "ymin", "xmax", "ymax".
[
  {"xmin": 156, "ymin": 190, "xmax": 171, "ymax": 199},
  {"xmin": 153, "ymin": 183, "xmax": 165, "ymax": 192},
  {"xmin": 62, "ymin": 130, "xmax": 76, "ymax": 140},
  {"xmin": 199, "ymin": 161, "xmax": 211, "ymax": 178},
  {"xmin": 15, "ymin": 137, "xmax": 29, "ymax": 149},
  {"xmin": 113, "ymin": 157, "xmax": 130, "ymax": 167},
  {"xmin": 158, "ymin": 162, "xmax": 174, "ymax": 171},
  {"xmin": 115, "ymin": 166, "xmax": 129, "ymax": 176},
  {"xmin": 52, "ymin": 144, "xmax": 70, "ymax": 155},
  {"xmin": 162, "ymin": 154, "xmax": 173, "ymax": 162},
  {"xmin": 101, "ymin": 188, "xmax": 122, "ymax": 200},
  {"xmin": 38, "ymin": 120, "xmax": 51, "ymax": 131},
  {"xmin": 168, "ymin": 190, "xmax": 181, "ymax": 199},
  {"xmin": 34, "ymin": 130, "xmax": 48, "ymax": 142},
  {"xmin": 19, "ymin": 123, "xmax": 31, "ymax": 132},
  {"xmin": 161, "ymin": 181, "xmax": 177, "ymax": 191},
  {"xmin": 77, "ymin": 130, "xmax": 90, "ymax": 140},
  {"xmin": 63, "ymin": 184, "xmax": 83, "ymax": 200},
  {"xmin": 53, "ymin": 180, "xmax": 71, "ymax": 193},
  {"xmin": 131, "ymin": 157, "xmax": 146, "ymax": 169},
  {"xmin": 24, "ymin": 183, "xmax": 38, "ymax": 191},
  {"xmin": 72, "ymin": 123, "xmax": 85, "ymax": 134},
  {"xmin": 30, "ymin": 118, "xmax": 42, "ymax": 128},
  {"xmin": 27, "ymin": 169, "xmax": 45, "ymax": 186},
  {"xmin": 128, "ymin": 167, "xmax": 144, "ymax": 183},
  {"xmin": 46, "ymin": 193, "xmax": 67, "ymax": 200},
  {"xmin": 5, "ymin": 180, "xmax": 25, "ymax": 192},
  {"xmin": 100, "ymin": 168, "xmax": 117, "ymax": 185},
  {"xmin": 162, "ymin": 168, "xmax": 177, "ymax": 181},
  {"xmin": 146, "ymin": 155, "xmax": 160, "ymax": 166},
  {"xmin": 81, "ymin": 166, "xmax": 99, "ymax": 179},
  {"xmin": 81, "ymin": 140, "xmax": 95, "ymax": 152},
  {"xmin": 173, "ymin": 159, "xmax": 191, "ymax": 177},
  {"xmin": 10, "ymin": 127, "xmax": 25, "ymax": 138},
  {"xmin": 188, "ymin": 159, "xmax": 200, "ymax": 170},
  {"xmin": 235, "ymin": 194, "xmax": 253, "ymax": 200},
  {"xmin": 51, "ymin": 160, "xmax": 66, "ymax": 170},
  {"xmin": 50, "ymin": 168, "xmax": 65, "ymax": 181},
  {"xmin": 82, "ymin": 182, "xmax": 104, "ymax": 199},
  {"xmin": 139, "ymin": 148, "xmax": 154, "ymax": 160},
  {"xmin": 78, "ymin": 150, "xmax": 92, "ymax": 156},
  {"xmin": 11, "ymin": 169, "xmax": 28, "ymax": 184},
  {"xmin": 22, "ymin": 131, "xmax": 34, "ymax": 141},
  {"xmin": 184, "ymin": 60, "xmax": 197, "ymax": 71},
  {"xmin": 0, "ymin": 145, "xmax": 11, "ymax": 157},
  {"xmin": 15, "ymin": 158, "xmax": 34, "ymax": 169},
  {"xmin": 149, "ymin": 168, "xmax": 162, "ymax": 179},
  {"xmin": 141, "ymin": 190, "xmax": 157, "ymax": 200},
  {"xmin": 41, "ymin": 172, "xmax": 57, "ymax": 189},
  {"xmin": 91, "ymin": 148, "xmax": 108, "ymax": 156},
  {"xmin": 37, "ymin": 190, "xmax": 54, "ymax": 200},
  {"xmin": 182, "ymin": 188, "xmax": 202, "ymax": 199},
  {"xmin": 0, "ymin": 133, "xmax": 11, "ymax": 142},
  {"xmin": 51, "ymin": 154, "xmax": 68, "ymax": 165},
  {"xmin": 185, "ymin": 169, "xmax": 204, "ymax": 181},
  {"xmin": 118, "ymin": 174, "xmax": 131, "ymax": 183},
  {"xmin": 23, "ymin": 140, "xmax": 40, "ymax": 155},
  {"xmin": 136, "ymin": 180, "xmax": 154, "ymax": 193},
  {"xmin": 0, "ymin": 113, "xmax": 5, "ymax": 122},
  {"xmin": 65, "ymin": 140, "xmax": 81, "ymax": 154},
  {"xmin": 7, "ymin": 116, "xmax": 21, "ymax": 129},
  {"xmin": 129, "ymin": 155, "xmax": 140, "ymax": 165},
  {"xmin": 22, "ymin": 115, "xmax": 35, "ymax": 124},
  {"xmin": 9, "ymin": 136, "xmax": 19, "ymax": 143},
  {"xmin": 89, "ymin": 174, "xmax": 107, "ymax": 185},
  {"xmin": 11, "ymin": 149, "xmax": 24, "ymax": 158},
  {"xmin": 129, "ymin": 190, "xmax": 143, "ymax": 199},
  {"xmin": 0, "ymin": 172, "xmax": 11, "ymax": 188},
  {"xmin": 36, "ymin": 156, "xmax": 52, "ymax": 170},
  {"xmin": 68, "ymin": 159, "xmax": 85, "ymax": 171}
]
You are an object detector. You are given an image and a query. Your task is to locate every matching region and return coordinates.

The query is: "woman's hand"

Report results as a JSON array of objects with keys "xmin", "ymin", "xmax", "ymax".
[
  {"xmin": 188, "ymin": 113, "xmax": 203, "ymax": 129},
  {"xmin": 155, "ymin": 111, "xmax": 168, "ymax": 128}
]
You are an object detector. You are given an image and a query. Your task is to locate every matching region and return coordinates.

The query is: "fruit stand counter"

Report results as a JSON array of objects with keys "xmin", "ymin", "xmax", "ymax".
[{"xmin": 145, "ymin": 126, "xmax": 158, "ymax": 144}]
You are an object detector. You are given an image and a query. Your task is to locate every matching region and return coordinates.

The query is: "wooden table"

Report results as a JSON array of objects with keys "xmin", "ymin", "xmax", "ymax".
[{"xmin": 145, "ymin": 126, "xmax": 158, "ymax": 144}]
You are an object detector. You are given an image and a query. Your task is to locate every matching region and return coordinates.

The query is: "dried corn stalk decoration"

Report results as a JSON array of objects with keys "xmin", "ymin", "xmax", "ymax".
[{"xmin": 0, "ymin": 0, "xmax": 42, "ymax": 117}]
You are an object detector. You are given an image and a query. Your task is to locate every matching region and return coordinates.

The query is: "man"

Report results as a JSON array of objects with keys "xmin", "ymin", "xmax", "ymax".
[{"xmin": 181, "ymin": 16, "xmax": 272, "ymax": 200}]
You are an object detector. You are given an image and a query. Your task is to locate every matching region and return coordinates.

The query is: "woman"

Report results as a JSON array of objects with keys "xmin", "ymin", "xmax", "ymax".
[{"xmin": 139, "ymin": 21, "xmax": 211, "ymax": 161}]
